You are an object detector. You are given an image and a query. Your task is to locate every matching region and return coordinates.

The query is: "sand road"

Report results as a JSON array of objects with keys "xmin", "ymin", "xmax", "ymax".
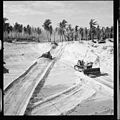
[
  {"xmin": 4, "ymin": 43, "xmax": 66, "ymax": 115},
  {"xmin": 4, "ymin": 41, "xmax": 113, "ymax": 115},
  {"xmin": 24, "ymin": 41, "xmax": 113, "ymax": 115}
]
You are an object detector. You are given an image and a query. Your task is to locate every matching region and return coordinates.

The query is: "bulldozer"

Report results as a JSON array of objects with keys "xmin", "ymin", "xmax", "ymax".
[
  {"xmin": 74, "ymin": 47, "xmax": 101, "ymax": 76},
  {"xmin": 74, "ymin": 60, "xmax": 100, "ymax": 75}
]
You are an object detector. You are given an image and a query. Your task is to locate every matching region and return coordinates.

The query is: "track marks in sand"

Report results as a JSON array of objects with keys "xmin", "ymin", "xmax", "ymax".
[
  {"xmin": 4, "ymin": 43, "xmax": 66, "ymax": 115},
  {"xmin": 25, "ymin": 84, "xmax": 96, "ymax": 115}
]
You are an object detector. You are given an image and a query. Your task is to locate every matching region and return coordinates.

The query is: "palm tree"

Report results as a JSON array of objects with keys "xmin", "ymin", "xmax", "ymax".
[
  {"xmin": 3, "ymin": 17, "xmax": 10, "ymax": 32},
  {"xmin": 3, "ymin": 17, "xmax": 8, "ymax": 31},
  {"xmin": 62, "ymin": 19, "xmax": 67, "ymax": 41},
  {"xmin": 24, "ymin": 26, "xmax": 27, "ymax": 34},
  {"xmin": 58, "ymin": 19, "xmax": 67, "ymax": 42},
  {"xmin": 89, "ymin": 19, "xmax": 97, "ymax": 41},
  {"xmin": 96, "ymin": 25, "xmax": 101, "ymax": 41},
  {"xmin": 36, "ymin": 27, "xmax": 42, "ymax": 42},
  {"xmin": 36, "ymin": 27, "xmax": 41, "ymax": 35},
  {"xmin": 53, "ymin": 27, "xmax": 58, "ymax": 42},
  {"xmin": 68, "ymin": 24, "xmax": 74, "ymax": 41},
  {"xmin": 49, "ymin": 25, "xmax": 53, "ymax": 42},
  {"xmin": 78, "ymin": 27, "xmax": 83, "ymax": 42},
  {"xmin": 110, "ymin": 26, "xmax": 114, "ymax": 38},
  {"xmin": 66, "ymin": 24, "xmax": 72, "ymax": 41},
  {"xmin": 42, "ymin": 19, "xmax": 52, "ymax": 42},
  {"xmin": 66, "ymin": 24, "xmax": 76, "ymax": 41},
  {"xmin": 14, "ymin": 22, "xmax": 19, "ymax": 32},
  {"xmin": 79, "ymin": 27, "xmax": 84, "ymax": 40},
  {"xmin": 57, "ymin": 24, "xmax": 62, "ymax": 42},
  {"xmin": 13, "ymin": 22, "xmax": 23, "ymax": 40},
  {"xmin": 82, "ymin": 28, "xmax": 86, "ymax": 40},
  {"xmin": 3, "ymin": 18, "xmax": 14, "ymax": 42},
  {"xmin": 75, "ymin": 25, "xmax": 79, "ymax": 41},
  {"xmin": 84, "ymin": 27, "xmax": 88, "ymax": 40},
  {"xmin": 101, "ymin": 27, "xmax": 106, "ymax": 40},
  {"xmin": 26, "ymin": 25, "xmax": 31, "ymax": 35}
]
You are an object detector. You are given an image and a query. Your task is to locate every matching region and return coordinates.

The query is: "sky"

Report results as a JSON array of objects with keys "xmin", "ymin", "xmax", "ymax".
[{"xmin": 3, "ymin": 1, "xmax": 113, "ymax": 29}]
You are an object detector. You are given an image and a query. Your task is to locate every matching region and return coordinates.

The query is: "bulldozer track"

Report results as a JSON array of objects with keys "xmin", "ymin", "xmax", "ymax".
[
  {"xmin": 23, "ymin": 68, "xmax": 113, "ymax": 115},
  {"xmin": 4, "ymin": 42, "xmax": 113, "ymax": 116},
  {"xmin": 4, "ymin": 43, "xmax": 66, "ymax": 115}
]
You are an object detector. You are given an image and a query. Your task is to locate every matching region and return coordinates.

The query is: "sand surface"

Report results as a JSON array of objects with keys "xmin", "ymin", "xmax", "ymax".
[
  {"xmin": 4, "ymin": 40, "xmax": 114, "ymax": 115},
  {"xmin": 4, "ymin": 42, "xmax": 52, "ymax": 89}
]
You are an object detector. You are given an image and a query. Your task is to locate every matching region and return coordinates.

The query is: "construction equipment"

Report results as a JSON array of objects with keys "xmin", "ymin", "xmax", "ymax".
[
  {"xmin": 74, "ymin": 59, "xmax": 100, "ymax": 75},
  {"xmin": 74, "ymin": 60, "xmax": 93, "ymax": 72},
  {"xmin": 74, "ymin": 48, "xmax": 101, "ymax": 75},
  {"xmin": 83, "ymin": 68, "xmax": 100, "ymax": 75}
]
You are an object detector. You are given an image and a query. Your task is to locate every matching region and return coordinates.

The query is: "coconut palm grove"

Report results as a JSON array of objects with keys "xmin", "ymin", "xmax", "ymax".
[{"xmin": 3, "ymin": 18, "xmax": 114, "ymax": 43}]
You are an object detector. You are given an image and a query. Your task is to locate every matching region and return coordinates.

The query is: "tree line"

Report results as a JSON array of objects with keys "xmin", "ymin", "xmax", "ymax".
[
  {"xmin": 3, "ymin": 18, "xmax": 114, "ymax": 43},
  {"xmin": 3, "ymin": 18, "xmax": 42, "ymax": 42}
]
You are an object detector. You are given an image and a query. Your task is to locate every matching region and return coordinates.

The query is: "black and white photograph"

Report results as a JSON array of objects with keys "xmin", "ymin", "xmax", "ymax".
[{"xmin": 3, "ymin": 1, "xmax": 114, "ymax": 116}]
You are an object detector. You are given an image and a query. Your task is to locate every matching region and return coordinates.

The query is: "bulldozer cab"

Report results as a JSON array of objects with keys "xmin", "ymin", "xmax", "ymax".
[{"xmin": 77, "ymin": 60, "xmax": 85, "ymax": 67}]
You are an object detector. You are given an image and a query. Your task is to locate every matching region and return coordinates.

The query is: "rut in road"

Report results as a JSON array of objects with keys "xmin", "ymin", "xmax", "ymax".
[
  {"xmin": 4, "ymin": 43, "xmax": 66, "ymax": 115},
  {"xmin": 24, "ymin": 64, "xmax": 113, "ymax": 115}
]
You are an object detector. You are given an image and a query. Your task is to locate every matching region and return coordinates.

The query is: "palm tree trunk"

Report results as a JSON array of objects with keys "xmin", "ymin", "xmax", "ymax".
[
  {"xmin": 79, "ymin": 33, "xmax": 81, "ymax": 43},
  {"xmin": 92, "ymin": 33, "xmax": 94, "ymax": 41},
  {"xmin": 46, "ymin": 31, "xmax": 49, "ymax": 42},
  {"xmin": 60, "ymin": 35, "xmax": 61, "ymax": 42},
  {"xmin": 62, "ymin": 34, "xmax": 63, "ymax": 42},
  {"xmin": 54, "ymin": 31, "xmax": 55, "ymax": 42},
  {"xmin": 63, "ymin": 34, "xmax": 66, "ymax": 41},
  {"xmin": 50, "ymin": 32, "xmax": 51, "ymax": 42}
]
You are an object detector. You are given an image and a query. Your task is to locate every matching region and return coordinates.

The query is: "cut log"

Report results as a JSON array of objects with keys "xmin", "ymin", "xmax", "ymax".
[{"xmin": 41, "ymin": 51, "xmax": 53, "ymax": 60}]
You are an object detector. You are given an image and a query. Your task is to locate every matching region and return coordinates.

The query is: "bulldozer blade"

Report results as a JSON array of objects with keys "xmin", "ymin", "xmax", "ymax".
[{"xmin": 83, "ymin": 68, "xmax": 100, "ymax": 75}]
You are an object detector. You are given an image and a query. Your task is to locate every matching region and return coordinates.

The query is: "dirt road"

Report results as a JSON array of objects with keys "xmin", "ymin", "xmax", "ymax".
[
  {"xmin": 24, "ymin": 41, "xmax": 113, "ymax": 115},
  {"xmin": 4, "ymin": 43, "xmax": 66, "ymax": 115},
  {"xmin": 4, "ymin": 41, "xmax": 113, "ymax": 115},
  {"xmin": 24, "ymin": 60, "xmax": 113, "ymax": 115}
]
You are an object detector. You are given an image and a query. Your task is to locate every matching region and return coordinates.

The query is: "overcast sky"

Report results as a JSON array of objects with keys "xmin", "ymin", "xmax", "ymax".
[{"xmin": 3, "ymin": 1, "xmax": 113, "ymax": 29}]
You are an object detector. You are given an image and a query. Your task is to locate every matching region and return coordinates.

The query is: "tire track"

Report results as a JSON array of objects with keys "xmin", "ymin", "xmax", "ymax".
[
  {"xmin": 4, "ymin": 43, "xmax": 66, "ymax": 115},
  {"xmin": 93, "ymin": 76, "xmax": 113, "ymax": 89},
  {"xmin": 25, "ymin": 83, "xmax": 96, "ymax": 115},
  {"xmin": 24, "ymin": 43, "xmax": 67, "ymax": 115},
  {"xmin": 26, "ymin": 70, "xmax": 113, "ymax": 115},
  {"xmin": 4, "ymin": 42, "xmax": 113, "ymax": 116}
]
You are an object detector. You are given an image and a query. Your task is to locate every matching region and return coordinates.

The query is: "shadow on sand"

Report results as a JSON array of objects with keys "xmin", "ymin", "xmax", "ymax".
[{"xmin": 88, "ymin": 73, "xmax": 108, "ymax": 78}]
